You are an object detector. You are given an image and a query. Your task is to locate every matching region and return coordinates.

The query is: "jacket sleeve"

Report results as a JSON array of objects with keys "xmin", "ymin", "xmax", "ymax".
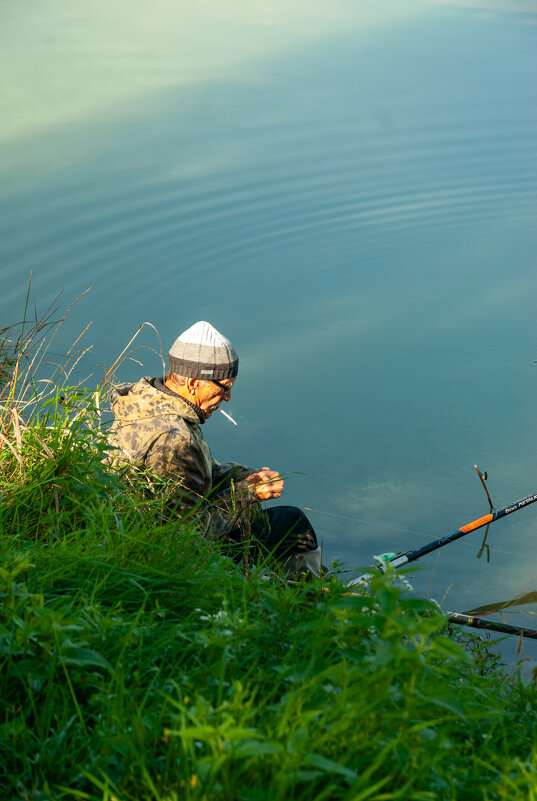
[
  {"xmin": 144, "ymin": 430, "xmax": 258, "ymax": 541},
  {"xmin": 211, "ymin": 460, "xmax": 255, "ymax": 493}
]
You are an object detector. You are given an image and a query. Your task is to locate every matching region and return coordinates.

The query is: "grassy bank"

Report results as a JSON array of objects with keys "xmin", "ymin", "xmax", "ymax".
[{"xmin": 2, "ymin": 309, "xmax": 537, "ymax": 799}]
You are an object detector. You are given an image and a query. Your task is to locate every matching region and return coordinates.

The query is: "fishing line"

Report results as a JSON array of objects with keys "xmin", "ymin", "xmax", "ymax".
[
  {"xmin": 304, "ymin": 505, "xmax": 537, "ymax": 563},
  {"xmin": 304, "ymin": 505, "xmax": 440, "ymax": 539}
]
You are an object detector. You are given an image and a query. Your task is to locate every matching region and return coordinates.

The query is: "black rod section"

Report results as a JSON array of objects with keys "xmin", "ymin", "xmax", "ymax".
[{"xmin": 449, "ymin": 612, "xmax": 537, "ymax": 641}]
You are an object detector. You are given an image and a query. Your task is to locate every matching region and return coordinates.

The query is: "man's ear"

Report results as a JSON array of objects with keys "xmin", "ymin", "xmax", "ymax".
[{"xmin": 185, "ymin": 377, "xmax": 198, "ymax": 396}]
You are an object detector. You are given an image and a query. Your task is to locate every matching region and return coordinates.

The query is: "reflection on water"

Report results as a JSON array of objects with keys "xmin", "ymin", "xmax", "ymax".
[
  {"xmin": 1, "ymin": 0, "xmax": 537, "ymax": 657},
  {"xmin": 0, "ymin": 0, "xmax": 418, "ymax": 147},
  {"xmin": 477, "ymin": 526, "xmax": 492, "ymax": 563},
  {"xmin": 468, "ymin": 591, "xmax": 537, "ymax": 618}
]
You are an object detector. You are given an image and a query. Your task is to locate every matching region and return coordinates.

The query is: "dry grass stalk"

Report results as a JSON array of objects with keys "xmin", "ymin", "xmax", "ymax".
[
  {"xmin": 0, "ymin": 431, "xmax": 24, "ymax": 475},
  {"xmin": 11, "ymin": 408, "xmax": 22, "ymax": 460},
  {"xmin": 101, "ymin": 321, "xmax": 164, "ymax": 392},
  {"xmin": 32, "ymin": 431, "xmax": 55, "ymax": 461}
]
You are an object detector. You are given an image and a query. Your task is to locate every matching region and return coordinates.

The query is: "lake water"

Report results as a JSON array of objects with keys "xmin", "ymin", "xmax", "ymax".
[{"xmin": 1, "ymin": 0, "xmax": 536, "ymax": 664}]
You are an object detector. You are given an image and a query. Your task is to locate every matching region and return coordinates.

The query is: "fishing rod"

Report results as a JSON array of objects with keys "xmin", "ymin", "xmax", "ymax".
[
  {"xmin": 448, "ymin": 612, "xmax": 537, "ymax": 641},
  {"xmin": 347, "ymin": 487, "xmax": 537, "ymax": 590}
]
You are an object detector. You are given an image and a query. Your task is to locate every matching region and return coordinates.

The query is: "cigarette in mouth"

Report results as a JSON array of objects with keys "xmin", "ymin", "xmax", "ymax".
[{"xmin": 218, "ymin": 408, "xmax": 237, "ymax": 425}]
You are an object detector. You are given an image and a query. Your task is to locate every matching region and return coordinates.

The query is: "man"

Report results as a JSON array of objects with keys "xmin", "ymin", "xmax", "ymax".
[{"xmin": 107, "ymin": 321, "xmax": 322, "ymax": 577}]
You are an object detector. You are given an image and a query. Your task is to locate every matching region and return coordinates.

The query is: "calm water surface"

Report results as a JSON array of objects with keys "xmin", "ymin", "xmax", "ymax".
[{"xmin": 1, "ymin": 0, "xmax": 536, "ymax": 662}]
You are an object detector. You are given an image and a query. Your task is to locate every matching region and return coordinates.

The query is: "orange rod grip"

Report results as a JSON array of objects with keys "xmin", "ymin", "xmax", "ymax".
[{"xmin": 460, "ymin": 513, "xmax": 493, "ymax": 534}]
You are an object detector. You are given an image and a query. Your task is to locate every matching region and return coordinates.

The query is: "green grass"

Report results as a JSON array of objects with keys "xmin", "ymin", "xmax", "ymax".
[
  {"xmin": 2, "ymin": 301, "xmax": 537, "ymax": 800},
  {"xmin": 3, "ymin": 513, "xmax": 537, "ymax": 801}
]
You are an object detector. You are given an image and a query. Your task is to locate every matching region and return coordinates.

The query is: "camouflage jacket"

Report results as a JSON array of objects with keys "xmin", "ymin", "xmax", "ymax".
[{"xmin": 107, "ymin": 377, "xmax": 258, "ymax": 540}]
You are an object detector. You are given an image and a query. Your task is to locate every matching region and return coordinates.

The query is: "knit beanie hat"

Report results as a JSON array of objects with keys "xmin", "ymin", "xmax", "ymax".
[{"xmin": 168, "ymin": 321, "xmax": 239, "ymax": 380}]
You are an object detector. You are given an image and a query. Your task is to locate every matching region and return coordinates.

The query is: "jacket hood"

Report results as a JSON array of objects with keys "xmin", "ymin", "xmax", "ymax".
[{"xmin": 109, "ymin": 376, "xmax": 202, "ymax": 426}]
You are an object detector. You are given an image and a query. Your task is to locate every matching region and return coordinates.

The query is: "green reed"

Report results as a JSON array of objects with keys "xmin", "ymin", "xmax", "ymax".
[{"xmin": 2, "ymin": 296, "xmax": 537, "ymax": 800}]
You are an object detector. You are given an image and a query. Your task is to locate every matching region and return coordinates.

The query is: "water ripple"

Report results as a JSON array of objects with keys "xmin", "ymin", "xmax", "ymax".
[{"xmin": 1, "ymin": 119, "xmax": 535, "ymax": 309}]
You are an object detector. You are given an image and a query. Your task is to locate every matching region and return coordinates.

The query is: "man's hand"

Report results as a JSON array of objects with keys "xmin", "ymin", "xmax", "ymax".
[{"xmin": 246, "ymin": 466, "xmax": 284, "ymax": 500}]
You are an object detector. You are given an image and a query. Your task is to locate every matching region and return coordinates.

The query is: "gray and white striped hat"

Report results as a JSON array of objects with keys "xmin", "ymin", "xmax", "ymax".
[{"xmin": 168, "ymin": 321, "xmax": 238, "ymax": 380}]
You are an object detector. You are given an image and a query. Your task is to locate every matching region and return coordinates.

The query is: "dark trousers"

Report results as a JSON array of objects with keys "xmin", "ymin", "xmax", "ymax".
[
  {"xmin": 259, "ymin": 505, "xmax": 318, "ymax": 555},
  {"xmin": 226, "ymin": 505, "xmax": 320, "ymax": 572}
]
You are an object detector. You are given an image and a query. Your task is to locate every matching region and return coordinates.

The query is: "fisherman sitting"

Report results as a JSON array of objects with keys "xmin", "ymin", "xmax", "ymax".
[{"xmin": 107, "ymin": 321, "xmax": 322, "ymax": 577}]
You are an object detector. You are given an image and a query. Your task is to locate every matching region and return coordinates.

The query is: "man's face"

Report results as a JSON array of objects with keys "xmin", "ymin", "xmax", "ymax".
[{"xmin": 194, "ymin": 378, "xmax": 235, "ymax": 419}]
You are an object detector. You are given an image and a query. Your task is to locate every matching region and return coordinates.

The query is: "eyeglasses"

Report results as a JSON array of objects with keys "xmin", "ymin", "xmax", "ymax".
[{"xmin": 211, "ymin": 379, "xmax": 233, "ymax": 395}]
